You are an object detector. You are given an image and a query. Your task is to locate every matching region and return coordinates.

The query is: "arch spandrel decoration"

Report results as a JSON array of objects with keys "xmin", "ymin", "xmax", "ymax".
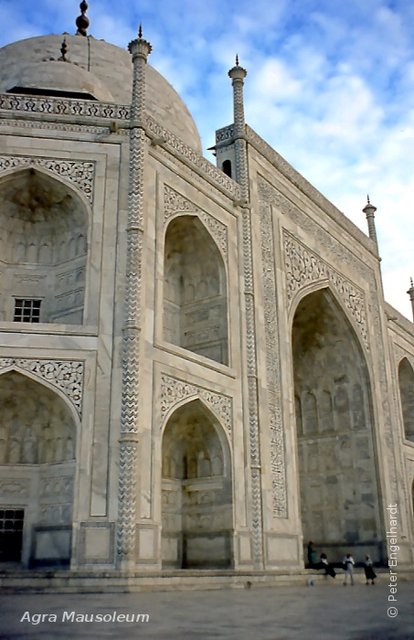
[
  {"xmin": 283, "ymin": 231, "xmax": 369, "ymax": 349},
  {"xmin": 0, "ymin": 358, "xmax": 84, "ymax": 417},
  {"xmin": 163, "ymin": 185, "xmax": 228, "ymax": 261},
  {"xmin": 160, "ymin": 374, "xmax": 232, "ymax": 435},
  {"xmin": 0, "ymin": 155, "xmax": 95, "ymax": 205}
]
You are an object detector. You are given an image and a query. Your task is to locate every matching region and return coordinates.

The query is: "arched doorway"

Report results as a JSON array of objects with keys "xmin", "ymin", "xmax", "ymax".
[
  {"xmin": 0, "ymin": 168, "xmax": 88, "ymax": 324},
  {"xmin": 161, "ymin": 399, "xmax": 233, "ymax": 568},
  {"xmin": 292, "ymin": 288, "xmax": 381, "ymax": 561},
  {"xmin": 398, "ymin": 358, "xmax": 414, "ymax": 440},
  {"xmin": 0, "ymin": 371, "xmax": 76, "ymax": 567},
  {"xmin": 163, "ymin": 216, "xmax": 228, "ymax": 365}
]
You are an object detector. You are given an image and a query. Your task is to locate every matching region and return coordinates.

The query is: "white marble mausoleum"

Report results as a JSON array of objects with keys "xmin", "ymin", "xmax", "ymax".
[{"xmin": 0, "ymin": 5, "xmax": 413, "ymax": 582}]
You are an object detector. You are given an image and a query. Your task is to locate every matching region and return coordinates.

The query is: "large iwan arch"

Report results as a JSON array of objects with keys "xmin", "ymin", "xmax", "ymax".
[
  {"xmin": 163, "ymin": 215, "xmax": 228, "ymax": 365},
  {"xmin": 161, "ymin": 399, "xmax": 233, "ymax": 569},
  {"xmin": 291, "ymin": 287, "xmax": 382, "ymax": 561}
]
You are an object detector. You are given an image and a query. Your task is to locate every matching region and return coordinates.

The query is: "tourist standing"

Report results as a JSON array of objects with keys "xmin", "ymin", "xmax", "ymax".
[
  {"xmin": 363, "ymin": 555, "xmax": 377, "ymax": 585},
  {"xmin": 342, "ymin": 553, "xmax": 355, "ymax": 585}
]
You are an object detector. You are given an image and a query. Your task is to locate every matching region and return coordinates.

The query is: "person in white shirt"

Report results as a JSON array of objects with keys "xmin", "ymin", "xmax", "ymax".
[{"xmin": 342, "ymin": 553, "xmax": 355, "ymax": 585}]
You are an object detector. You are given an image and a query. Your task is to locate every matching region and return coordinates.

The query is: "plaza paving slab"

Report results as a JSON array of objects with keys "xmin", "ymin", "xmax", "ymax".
[{"xmin": 0, "ymin": 581, "xmax": 413, "ymax": 640}]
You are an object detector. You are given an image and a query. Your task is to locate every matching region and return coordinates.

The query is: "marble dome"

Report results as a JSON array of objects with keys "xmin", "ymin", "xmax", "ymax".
[{"xmin": 0, "ymin": 35, "xmax": 202, "ymax": 152}]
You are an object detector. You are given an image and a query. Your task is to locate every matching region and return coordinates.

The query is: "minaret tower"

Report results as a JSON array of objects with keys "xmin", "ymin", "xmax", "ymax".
[
  {"xmin": 117, "ymin": 25, "xmax": 152, "ymax": 570},
  {"xmin": 217, "ymin": 58, "xmax": 264, "ymax": 569},
  {"xmin": 227, "ymin": 55, "xmax": 248, "ymax": 199},
  {"xmin": 407, "ymin": 278, "xmax": 414, "ymax": 322},
  {"xmin": 363, "ymin": 195, "xmax": 379, "ymax": 253}
]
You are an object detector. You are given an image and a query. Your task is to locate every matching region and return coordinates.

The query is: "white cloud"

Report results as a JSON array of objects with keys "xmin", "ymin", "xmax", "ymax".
[{"xmin": 0, "ymin": 0, "xmax": 412, "ymax": 318}]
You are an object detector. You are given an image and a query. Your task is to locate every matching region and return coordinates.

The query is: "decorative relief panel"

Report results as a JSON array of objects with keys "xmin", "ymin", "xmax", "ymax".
[
  {"xmin": 216, "ymin": 125, "xmax": 235, "ymax": 144},
  {"xmin": 163, "ymin": 185, "xmax": 228, "ymax": 260},
  {"xmin": 160, "ymin": 374, "xmax": 232, "ymax": 434},
  {"xmin": 0, "ymin": 93, "xmax": 129, "ymax": 121},
  {"xmin": 283, "ymin": 232, "xmax": 369, "ymax": 348},
  {"xmin": 0, "ymin": 155, "xmax": 95, "ymax": 204},
  {"xmin": 0, "ymin": 359, "xmax": 84, "ymax": 417},
  {"xmin": 259, "ymin": 201, "xmax": 287, "ymax": 517},
  {"xmin": 0, "ymin": 478, "xmax": 30, "ymax": 497},
  {"xmin": 40, "ymin": 476, "xmax": 74, "ymax": 499}
]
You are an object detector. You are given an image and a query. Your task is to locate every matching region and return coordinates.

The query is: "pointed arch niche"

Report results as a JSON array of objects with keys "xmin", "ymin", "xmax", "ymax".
[
  {"xmin": 161, "ymin": 399, "xmax": 233, "ymax": 569},
  {"xmin": 292, "ymin": 288, "xmax": 382, "ymax": 559},
  {"xmin": 163, "ymin": 215, "xmax": 228, "ymax": 365},
  {"xmin": 0, "ymin": 168, "xmax": 88, "ymax": 324},
  {"xmin": 398, "ymin": 358, "xmax": 414, "ymax": 441},
  {"xmin": 0, "ymin": 371, "xmax": 77, "ymax": 567}
]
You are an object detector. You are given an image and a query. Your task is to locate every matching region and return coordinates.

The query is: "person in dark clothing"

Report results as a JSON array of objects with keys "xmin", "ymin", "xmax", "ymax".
[
  {"xmin": 307, "ymin": 541, "xmax": 317, "ymax": 567},
  {"xmin": 364, "ymin": 555, "xmax": 377, "ymax": 585},
  {"xmin": 320, "ymin": 552, "xmax": 336, "ymax": 578}
]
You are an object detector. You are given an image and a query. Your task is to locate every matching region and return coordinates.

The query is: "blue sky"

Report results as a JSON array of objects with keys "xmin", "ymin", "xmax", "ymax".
[{"xmin": 1, "ymin": 0, "xmax": 413, "ymax": 318}]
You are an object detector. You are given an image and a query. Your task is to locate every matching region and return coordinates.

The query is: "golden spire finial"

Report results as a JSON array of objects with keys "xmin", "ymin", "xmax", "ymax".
[{"xmin": 76, "ymin": 0, "xmax": 90, "ymax": 36}]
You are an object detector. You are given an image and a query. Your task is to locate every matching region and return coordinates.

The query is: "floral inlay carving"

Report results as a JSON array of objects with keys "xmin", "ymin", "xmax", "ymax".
[
  {"xmin": 259, "ymin": 201, "xmax": 287, "ymax": 517},
  {"xmin": 160, "ymin": 374, "xmax": 232, "ymax": 434},
  {"xmin": 0, "ymin": 155, "xmax": 95, "ymax": 204},
  {"xmin": 0, "ymin": 358, "xmax": 84, "ymax": 416},
  {"xmin": 163, "ymin": 185, "xmax": 228, "ymax": 260},
  {"xmin": 283, "ymin": 232, "xmax": 368, "ymax": 348}
]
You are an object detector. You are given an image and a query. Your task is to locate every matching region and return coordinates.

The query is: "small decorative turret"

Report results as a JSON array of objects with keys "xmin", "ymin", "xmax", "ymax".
[
  {"xmin": 76, "ymin": 0, "xmax": 90, "ymax": 37},
  {"xmin": 227, "ymin": 55, "xmax": 248, "ymax": 199},
  {"xmin": 407, "ymin": 277, "xmax": 414, "ymax": 322},
  {"xmin": 128, "ymin": 24, "xmax": 152, "ymax": 120},
  {"xmin": 228, "ymin": 55, "xmax": 247, "ymax": 137},
  {"xmin": 363, "ymin": 195, "xmax": 378, "ymax": 252}
]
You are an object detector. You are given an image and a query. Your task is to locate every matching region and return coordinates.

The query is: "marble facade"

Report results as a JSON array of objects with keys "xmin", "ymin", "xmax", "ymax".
[{"xmin": 0, "ymin": 25, "xmax": 413, "ymax": 579}]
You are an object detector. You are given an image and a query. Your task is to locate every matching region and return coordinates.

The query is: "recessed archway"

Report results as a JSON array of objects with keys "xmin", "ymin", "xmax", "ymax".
[
  {"xmin": 161, "ymin": 399, "xmax": 233, "ymax": 569},
  {"xmin": 398, "ymin": 358, "xmax": 414, "ymax": 441},
  {"xmin": 292, "ymin": 288, "xmax": 381, "ymax": 561},
  {"xmin": 0, "ymin": 370, "xmax": 76, "ymax": 567},
  {"xmin": 0, "ymin": 168, "xmax": 88, "ymax": 324},
  {"xmin": 163, "ymin": 216, "xmax": 228, "ymax": 365}
]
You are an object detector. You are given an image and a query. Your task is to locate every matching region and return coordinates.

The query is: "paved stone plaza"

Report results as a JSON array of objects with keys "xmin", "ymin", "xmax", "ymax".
[{"xmin": 1, "ymin": 581, "xmax": 413, "ymax": 639}]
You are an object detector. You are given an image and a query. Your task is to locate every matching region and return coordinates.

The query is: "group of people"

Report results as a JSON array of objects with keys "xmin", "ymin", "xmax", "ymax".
[{"xmin": 307, "ymin": 542, "xmax": 377, "ymax": 586}]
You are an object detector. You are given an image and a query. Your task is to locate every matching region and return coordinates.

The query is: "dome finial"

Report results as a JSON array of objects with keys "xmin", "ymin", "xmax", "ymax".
[
  {"xmin": 76, "ymin": 0, "xmax": 90, "ymax": 37},
  {"xmin": 59, "ymin": 37, "xmax": 68, "ymax": 61},
  {"xmin": 138, "ymin": 23, "xmax": 143, "ymax": 39},
  {"xmin": 236, "ymin": 54, "xmax": 239, "ymax": 66}
]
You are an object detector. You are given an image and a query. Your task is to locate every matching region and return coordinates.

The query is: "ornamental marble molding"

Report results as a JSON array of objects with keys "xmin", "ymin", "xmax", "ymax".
[
  {"xmin": 163, "ymin": 185, "xmax": 228, "ymax": 260},
  {"xmin": 0, "ymin": 93, "xmax": 129, "ymax": 121},
  {"xmin": 147, "ymin": 114, "xmax": 241, "ymax": 201},
  {"xmin": 0, "ymin": 155, "xmax": 95, "ymax": 205},
  {"xmin": 393, "ymin": 345, "xmax": 414, "ymax": 368},
  {"xmin": 0, "ymin": 118, "xmax": 111, "ymax": 137},
  {"xmin": 160, "ymin": 374, "xmax": 232, "ymax": 434},
  {"xmin": 283, "ymin": 231, "xmax": 369, "ymax": 349},
  {"xmin": 259, "ymin": 201, "xmax": 287, "ymax": 518},
  {"xmin": 258, "ymin": 178, "xmax": 373, "ymax": 277},
  {"xmin": 0, "ymin": 358, "xmax": 84, "ymax": 417}
]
